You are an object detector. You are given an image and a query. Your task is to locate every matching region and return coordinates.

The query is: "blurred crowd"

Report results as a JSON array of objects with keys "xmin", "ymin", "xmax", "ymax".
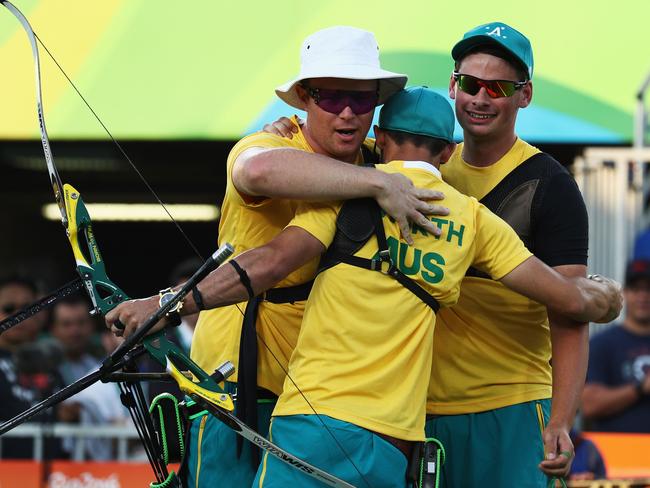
[
  {"xmin": 0, "ymin": 257, "xmax": 202, "ymax": 461},
  {"xmin": 568, "ymin": 233, "xmax": 650, "ymax": 481},
  {"xmin": 1, "ymin": 248, "xmax": 649, "ymax": 478}
]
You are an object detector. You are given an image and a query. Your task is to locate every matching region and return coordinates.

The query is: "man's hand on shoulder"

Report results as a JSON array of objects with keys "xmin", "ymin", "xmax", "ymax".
[
  {"xmin": 263, "ymin": 116, "xmax": 301, "ymax": 139},
  {"xmin": 375, "ymin": 171, "xmax": 448, "ymax": 245},
  {"xmin": 256, "ymin": 116, "xmax": 450, "ymax": 244}
]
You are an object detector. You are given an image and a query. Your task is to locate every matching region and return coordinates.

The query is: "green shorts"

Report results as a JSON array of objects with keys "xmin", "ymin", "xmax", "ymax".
[
  {"xmin": 183, "ymin": 383, "xmax": 276, "ymax": 488},
  {"xmin": 425, "ymin": 399, "xmax": 551, "ymax": 488},
  {"xmin": 253, "ymin": 414, "xmax": 409, "ymax": 488}
]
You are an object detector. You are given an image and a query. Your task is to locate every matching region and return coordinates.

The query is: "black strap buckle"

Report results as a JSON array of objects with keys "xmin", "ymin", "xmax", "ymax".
[{"xmin": 371, "ymin": 249, "xmax": 394, "ymax": 274}]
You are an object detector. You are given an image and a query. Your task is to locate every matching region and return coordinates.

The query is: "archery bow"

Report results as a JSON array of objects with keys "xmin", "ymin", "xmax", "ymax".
[{"xmin": 0, "ymin": 2, "xmax": 363, "ymax": 487}]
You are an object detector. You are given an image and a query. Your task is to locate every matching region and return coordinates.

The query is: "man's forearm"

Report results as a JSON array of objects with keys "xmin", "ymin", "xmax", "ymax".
[
  {"xmin": 183, "ymin": 227, "xmax": 324, "ymax": 314},
  {"xmin": 232, "ymin": 147, "xmax": 447, "ymax": 244},
  {"xmin": 499, "ymin": 260, "xmax": 619, "ymax": 324},
  {"xmin": 181, "ymin": 250, "xmax": 266, "ymax": 315},
  {"xmin": 548, "ymin": 314, "xmax": 589, "ymax": 429},
  {"xmin": 537, "ymin": 265, "xmax": 589, "ymax": 477},
  {"xmin": 105, "ymin": 228, "xmax": 324, "ymax": 337},
  {"xmin": 234, "ymin": 148, "xmax": 386, "ymax": 200}
]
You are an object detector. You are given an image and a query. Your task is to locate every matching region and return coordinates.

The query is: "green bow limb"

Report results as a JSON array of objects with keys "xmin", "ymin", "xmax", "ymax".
[{"xmin": 0, "ymin": 2, "xmax": 367, "ymax": 486}]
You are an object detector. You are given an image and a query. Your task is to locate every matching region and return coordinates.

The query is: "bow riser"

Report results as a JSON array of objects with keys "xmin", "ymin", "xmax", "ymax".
[
  {"xmin": 2, "ymin": 2, "xmax": 362, "ymax": 486},
  {"xmin": 64, "ymin": 183, "xmax": 128, "ymax": 315}
]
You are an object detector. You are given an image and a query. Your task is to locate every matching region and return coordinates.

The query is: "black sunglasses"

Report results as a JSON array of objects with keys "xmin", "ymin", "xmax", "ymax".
[{"xmin": 453, "ymin": 72, "xmax": 527, "ymax": 98}]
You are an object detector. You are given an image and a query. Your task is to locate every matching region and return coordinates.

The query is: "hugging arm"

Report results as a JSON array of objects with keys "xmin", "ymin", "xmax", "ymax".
[
  {"xmin": 105, "ymin": 227, "xmax": 324, "ymax": 338},
  {"xmin": 499, "ymin": 257, "xmax": 622, "ymax": 324},
  {"xmin": 232, "ymin": 147, "xmax": 446, "ymax": 244}
]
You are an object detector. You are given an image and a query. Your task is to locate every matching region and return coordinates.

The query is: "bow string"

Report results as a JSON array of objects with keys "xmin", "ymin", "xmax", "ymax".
[{"xmin": 1, "ymin": 2, "xmax": 372, "ymax": 487}]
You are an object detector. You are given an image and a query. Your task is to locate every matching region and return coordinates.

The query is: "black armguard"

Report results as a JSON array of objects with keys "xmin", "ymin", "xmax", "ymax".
[
  {"xmin": 192, "ymin": 287, "xmax": 206, "ymax": 311},
  {"xmin": 230, "ymin": 260, "xmax": 255, "ymax": 299}
]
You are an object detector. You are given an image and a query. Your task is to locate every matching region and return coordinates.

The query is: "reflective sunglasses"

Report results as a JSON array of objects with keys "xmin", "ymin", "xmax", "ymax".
[
  {"xmin": 453, "ymin": 72, "xmax": 527, "ymax": 99},
  {"xmin": 305, "ymin": 86, "xmax": 378, "ymax": 115}
]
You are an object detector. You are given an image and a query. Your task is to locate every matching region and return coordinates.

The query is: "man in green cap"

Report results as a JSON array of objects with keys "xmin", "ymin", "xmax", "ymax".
[
  {"xmin": 425, "ymin": 22, "xmax": 590, "ymax": 486},
  {"xmin": 108, "ymin": 87, "xmax": 622, "ymax": 487}
]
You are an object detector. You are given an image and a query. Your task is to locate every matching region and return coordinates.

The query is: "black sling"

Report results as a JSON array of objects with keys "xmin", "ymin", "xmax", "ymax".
[
  {"xmin": 465, "ymin": 152, "xmax": 560, "ymax": 279},
  {"xmin": 236, "ymin": 280, "xmax": 313, "ymax": 464},
  {"xmin": 319, "ymin": 195, "xmax": 440, "ymax": 313},
  {"xmin": 236, "ymin": 146, "xmax": 397, "ymax": 465}
]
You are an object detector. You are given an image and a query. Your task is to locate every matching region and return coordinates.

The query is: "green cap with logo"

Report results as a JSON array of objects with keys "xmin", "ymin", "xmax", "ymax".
[
  {"xmin": 452, "ymin": 22, "xmax": 533, "ymax": 80},
  {"xmin": 379, "ymin": 86, "xmax": 455, "ymax": 143}
]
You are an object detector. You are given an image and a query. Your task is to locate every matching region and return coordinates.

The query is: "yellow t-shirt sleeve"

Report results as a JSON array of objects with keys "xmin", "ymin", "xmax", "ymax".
[
  {"xmin": 471, "ymin": 201, "xmax": 533, "ymax": 279},
  {"xmin": 287, "ymin": 201, "xmax": 342, "ymax": 248},
  {"xmin": 225, "ymin": 131, "xmax": 301, "ymax": 207}
]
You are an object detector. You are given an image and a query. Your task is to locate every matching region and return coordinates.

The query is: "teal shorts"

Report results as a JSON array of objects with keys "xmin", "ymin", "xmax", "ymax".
[
  {"xmin": 425, "ymin": 399, "xmax": 551, "ymax": 488},
  {"xmin": 253, "ymin": 414, "xmax": 409, "ymax": 488},
  {"xmin": 183, "ymin": 383, "xmax": 276, "ymax": 488}
]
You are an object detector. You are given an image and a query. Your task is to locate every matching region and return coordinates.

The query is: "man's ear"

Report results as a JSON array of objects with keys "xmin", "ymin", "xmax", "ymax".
[
  {"xmin": 439, "ymin": 142, "xmax": 457, "ymax": 164},
  {"xmin": 448, "ymin": 72, "xmax": 457, "ymax": 100},
  {"xmin": 295, "ymin": 83, "xmax": 310, "ymax": 109},
  {"xmin": 518, "ymin": 80, "xmax": 533, "ymax": 108},
  {"xmin": 374, "ymin": 126, "xmax": 386, "ymax": 149}
]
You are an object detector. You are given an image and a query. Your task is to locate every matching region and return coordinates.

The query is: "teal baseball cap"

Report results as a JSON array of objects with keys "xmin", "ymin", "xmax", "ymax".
[
  {"xmin": 452, "ymin": 22, "xmax": 533, "ymax": 79},
  {"xmin": 379, "ymin": 86, "xmax": 455, "ymax": 143}
]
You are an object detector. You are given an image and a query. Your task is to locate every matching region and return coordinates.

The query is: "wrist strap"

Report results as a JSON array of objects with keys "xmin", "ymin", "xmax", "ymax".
[
  {"xmin": 192, "ymin": 287, "xmax": 206, "ymax": 311},
  {"xmin": 230, "ymin": 260, "xmax": 255, "ymax": 299}
]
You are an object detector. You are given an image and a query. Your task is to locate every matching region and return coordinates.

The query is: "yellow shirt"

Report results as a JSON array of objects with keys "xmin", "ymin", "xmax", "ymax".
[
  {"xmin": 191, "ymin": 117, "xmax": 373, "ymax": 395},
  {"xmin": 428, "ymin": 138, "xmax": 551, "ymax": 415},
  {"xmin": 273, "ymin": 160, "xmax": 532, "ymax": 440}
]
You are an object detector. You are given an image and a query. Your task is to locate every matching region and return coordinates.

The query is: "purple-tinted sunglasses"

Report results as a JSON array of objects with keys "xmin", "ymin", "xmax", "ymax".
[{"xmin": 304, "ymin": 86, "xmax": 378, "ymax": 115}]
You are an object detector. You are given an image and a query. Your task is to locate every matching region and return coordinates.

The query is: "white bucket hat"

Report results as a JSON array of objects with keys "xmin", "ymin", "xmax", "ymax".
[{"xmin": 275, "ymin": 26, "xmax": 408, "ymax": 110}]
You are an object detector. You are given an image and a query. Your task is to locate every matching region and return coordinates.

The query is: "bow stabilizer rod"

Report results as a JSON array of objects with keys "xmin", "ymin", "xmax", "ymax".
[{"xmin": 0, "ymin": 243, "xmax": 234, "ymax": 434}]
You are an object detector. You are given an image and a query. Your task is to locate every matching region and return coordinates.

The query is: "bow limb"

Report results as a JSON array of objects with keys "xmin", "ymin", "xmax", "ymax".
[
  {"xmin": 166, "ymin": 358, "xmax": 355, "ymax": 488},
  {"xmin": 1, "ymin": 0, "xmax": 128, "ymax": 316},
  {"xmin": 1, "ymin": 2, "xmax": 370, "ymax": 485},
  {"xmin": 1, "ymin": 0, "xmax": 66, "ymax": 225}
]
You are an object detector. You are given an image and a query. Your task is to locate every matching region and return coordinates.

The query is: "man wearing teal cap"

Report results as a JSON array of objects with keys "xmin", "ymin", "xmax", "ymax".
[
  {"xmin": 426, "ymin": 22, "xmax": 590, "ymax": 486},
  {"xmin": 108, "ymin": 86, "xmax": 623, "ymax": 487}
]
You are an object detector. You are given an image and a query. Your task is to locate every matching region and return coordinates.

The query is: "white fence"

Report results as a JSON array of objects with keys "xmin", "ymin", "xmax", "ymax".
[
  {"xmin": 0, "ymin": 423, "xmax": 141, "ymax": 461},
  {"xmin": 573, "ymin": 147, "xmax": 650, "ymax": 331},
  {"xmin": 573, "ymin": 147, "xmax": 650, "ymax": 283}
]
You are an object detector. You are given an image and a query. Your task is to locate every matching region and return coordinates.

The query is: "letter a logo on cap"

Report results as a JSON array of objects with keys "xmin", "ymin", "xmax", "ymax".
[
  {"xmin": 486, "ymin": 25, "xmax": 507, "ymax": 39},
  {"xmin": 452, "ymin": 22, "xmax": 533, "ymax": 79}
]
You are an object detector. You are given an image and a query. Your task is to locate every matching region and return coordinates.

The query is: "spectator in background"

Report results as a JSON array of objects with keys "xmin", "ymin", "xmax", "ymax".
[
  {"xmin": 60, "ymin": 330, "xmax": 129, "ymax": 460},
  {"xmin": 49, "ymin": 294, "xmax": 128, "ymax": 460},
  {"xmin": 582, "ymin": 259, "xmax": 650, "ymax": 432},
  {"xmin": 0, "ymin": 275, "xmax": 63, "ymax": 458},
  {"xmin": 568, "ymin": 428, "xmax": 607, "ymax": 481},
  {"xmin": 633, "ymin": 227, "xmax": 650, "ymax": 260},
  {"xmin": 49, "ymin": 295, "xmax": 100, "ymax": 385}
]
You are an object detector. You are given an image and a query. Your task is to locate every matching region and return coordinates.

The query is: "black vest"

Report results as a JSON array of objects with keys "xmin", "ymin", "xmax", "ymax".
[{"xmin": 466, "ymin": 152, "xmax": 564, "ymax": 279}]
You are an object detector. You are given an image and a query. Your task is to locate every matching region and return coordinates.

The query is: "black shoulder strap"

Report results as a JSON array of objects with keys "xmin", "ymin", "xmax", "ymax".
[
  {"xmin": 479, "ymin": 152, "xmax": 558, "ymax": 217},
  {"xmin": 319, "ymin": 198, "xmax": 377, "ymax": 273},
  {"xmin": 319, "ymin": 198, "xmax": 440, "ymax": 313},
  {"xmin": 465, "ymin": 152, "xmax": 558, "ymax": 279},
  {"xmin": 361, "ymin": 142, "xmax": 380, "ymax": 165}
]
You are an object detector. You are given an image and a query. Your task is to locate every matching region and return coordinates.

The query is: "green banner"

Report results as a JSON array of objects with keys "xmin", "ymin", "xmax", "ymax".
[{"xmin": 0, "ymin": 0, "xmax": 647, "ymax": 142}]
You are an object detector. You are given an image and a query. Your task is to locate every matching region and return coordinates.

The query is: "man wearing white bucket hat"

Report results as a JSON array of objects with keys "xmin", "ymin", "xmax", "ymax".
[
  {"xmin": 181, "ymin": 26, "xmax": 446, "ymax": 487},
  {"xmin": 107, "ymin": 88, "xmax": 622, "ymax": 487}
]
